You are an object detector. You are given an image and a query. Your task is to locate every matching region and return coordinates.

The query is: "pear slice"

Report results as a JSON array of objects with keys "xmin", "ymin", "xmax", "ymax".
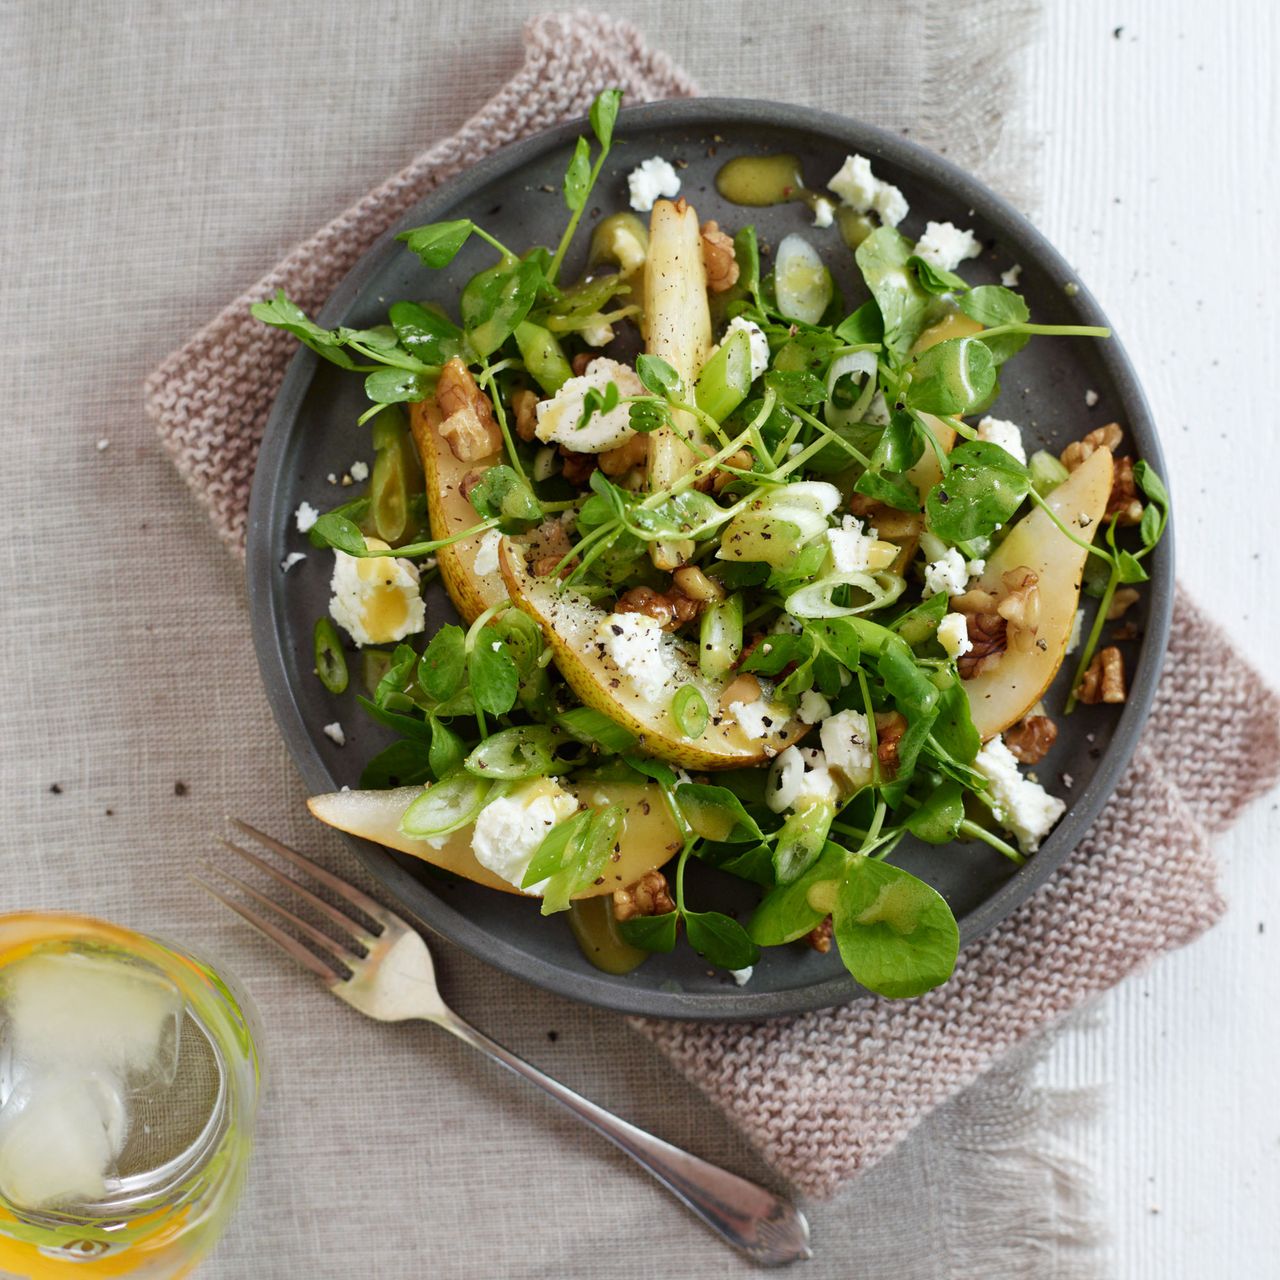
[
  {"xmin": 499, "ymin": 540, "xmax": 808, "ymax": 769},
  {"xmin": 964, "ymin": 446, "xmax": 1114, "ymax": 740},
  {"xmin": 409, "ymin": 398, "xmax": 504, "ymax": 625},
  {"xmin": 308, "ymin": 778, "xmax": 680, "ymax": 898}
]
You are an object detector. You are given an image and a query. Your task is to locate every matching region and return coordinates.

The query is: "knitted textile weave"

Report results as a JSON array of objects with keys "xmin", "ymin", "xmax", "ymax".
[{"xmin": 143, "ymin": 12, "xmax": 1280, "ymax": 1202}]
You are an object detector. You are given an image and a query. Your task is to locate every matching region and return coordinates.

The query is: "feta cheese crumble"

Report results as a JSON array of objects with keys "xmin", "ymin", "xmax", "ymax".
[
  {"xmin": 472, "ymin": 529, "xmax": 502, "ymax": 577},
  {"xmin": 767, "ymin": 746, "xmax": 840, "ymax": 813},
  {"xmin": 1000, "ymin": 263, "xmax": 1023, "ymax": 288},
  {"xmin": 579, "ymin": 318, "xmax": 614, "ymax": 347},
  {"xmin": 1085, "ymin": 388, "xmax": 1099, "ymax": 408},
  {"xmin": 937, "ymin": 612, "xmax": 973, "ymax": 659},
  {"xmin": 972, "ymin": 735, "xmax": 1066, "ymax": 852},
  {"xmin": 826, "ymin": 515, "xmax": 881, "ymax": 573},
  {"xmin": 535, "ymin": 357, "xmax": 645, "ymax": 453},
  {"xmin": 349, "ymin": 460, "xmax": 369, "ymax": 482},
  {"xmin": 819, "ymin": 710, "xmax": 874, "ymax": 790},
  {"xmin": 728, "ymin": 697, "xmax": 789, "ymax": 741},
  {"xmin": 811, "ymin": 196, "xmax": 835, "ymax": 228},
  {"xmin": 827, "ymin": 154, "xmax": 909, "ymax": 227},
  {"xmin": 328, "ymin": 539, "xmax": 426, "ymax": 647},
  {"xmin": 627, "ymin": 156, "xmax": 681, "ymax": 212},
  {"xmin": 280, "ymin": 551, "xmax": 307, "ymax": 573},
  {"xmin": 797, "ymin": 689, "xmax": 832, "ymax": 725},
  {"xmin": 322, "ymin": 721, "xmax": 345, "ymax": 746},
  {"xmin": 914, "ymin": 221, "xmax": 982, "ymax": 272},
  {"xmin": 471, "ymin": 779, "xmax": 580, "ymax": 894},
  {"xmin": 723, "ymin": 316, "xmax": 770, "ymax": 381},
  {"xmin": 1065, "ymin": 608, "xmax": 1085, "ymax": 655},
  {"xmin": 595, "ymin": 612, "xmax": 674, "ymax": 702},
  {"xmin": 976, "ymin": 416, "xmax": 1027, "ymax": 465},
  {"xmin": 923, "ymin": 548, "xmax": 969, "ymax": 598},
  {"xmin": 729, "ymin": 967, "xmax": 754, "ymax": 986},
  {"xmin": 295, "ymin": 501, "xmax": 320, "ymax": 533}
]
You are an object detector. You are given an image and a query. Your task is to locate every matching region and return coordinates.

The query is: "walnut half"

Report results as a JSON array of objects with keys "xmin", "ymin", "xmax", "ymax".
[
  {"xmin": 700, "ymin": 219, "xmax": 739, "ymax": 293},
  {"xmin": 1004, "ymin": 714, "xmax": 1058, "ymax": 764},
  {"xmin": 435, "ymin": 357, "xmax": 503, "ymax": 461},
  {"xmin": 1078, "ymin": 646, "xmax": 1126, "ymax": 704},
  {"xmin": 613, "ymin": 870, "xmax": 675, "ymax": 922}
]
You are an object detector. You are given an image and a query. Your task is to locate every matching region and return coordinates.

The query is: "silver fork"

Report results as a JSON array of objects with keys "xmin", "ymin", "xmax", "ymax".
[{"xmin": 197, "ymin": 819, "xmax": 812, "ymax": 1267}]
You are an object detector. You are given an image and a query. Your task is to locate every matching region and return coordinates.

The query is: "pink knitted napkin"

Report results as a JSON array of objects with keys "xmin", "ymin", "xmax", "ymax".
[{"xmin": 144, "ymin": 12, "xmax": 1280, "ymax": 1201}]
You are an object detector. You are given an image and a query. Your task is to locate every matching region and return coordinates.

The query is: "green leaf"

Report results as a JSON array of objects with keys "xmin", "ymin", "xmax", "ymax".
[
  {"xmin": 589, "ymin": 88, "xmax": 623, "ymax": 148},
  {"xmin": 904, "ymin": 337, "xmax": 997, "ymax": 416},
  {"xmin": 359, "ymin": 739, "xmax": 434, "ymax": 789},
  {"xmin": 764, "ymin": 369, "xmax": 827, "ymax": 406},
  {"xmin": 733, "ymin": 226, "xmax": 761, "ymax": 299},
  {"xmin": 428, "ymin": 718, "xmax": 466, "ymax": 781},
  {"xmin": 685, "ymin": 911, "xmax": 759, "ymax": 971},
  {"xmin": 908, "ymin": 255, "xmax": 970, "ymax": 296},
  {"xmin": 563, "ymin": 135, "xmax": 592, "ymax": 212},
  {"xmin": 467, "ymin": 465, "xmax": 543, "ymax": 532},
  {"xmin": 959, "ymin": 284, "xmax": 1029, "ymax": 327},
  {"xmin": 739, "ymin": 632, "xmax": 811, "ymax": 677},
  {"xmin": 617, "ymin": 910, "xmax": 679, "ymax": 952},
  {"xmin": 365, "ymin": 367, "xmax": 428, "ymax": 405},
  {"xmin": 1139, "ymin": 502, "xmax": 1161, "ymax": 547},
  {"xmin": 397, "ymin": 220, "xmax": 475, "ymax": 269},
  {"xmin": 469, "ymin": 639, "xmax": 519, "ymax": 715},
  {"xmin": 905, "ymin": 780, "xmax": 966, "ymax": 844},
  {"xmin": 676, "ymin": 783, "xmax": 764, "ymax": 843},
  {"xmin": 929, "ymin": 678, "xmax": 982, "ymax": 766},
  {"xmin": 1116, "ymin": 551, "xmax": 1150, "ymax": 584},
  {"xmin": 374, "ymin": 642, "xmax": 417, "ymax": 707},
  {"xmin": 832, "ymin": 857, "xmax": 959, "ymax": 998},
  {"xmin": 854, "ymin": 468, "xmax": 921, "ymax": 513},
  {"xmin": 622, "ymin": 754, "xmax": 678, "ymax": 788},
  {"xmin": 925, "ymin": 440, "xmax": 1031, "ymax": 542},
  {"xmin": 870, "ymin": 412, "xmax": 924, "ymax": 474},
  {"xmin": 464, "ymin": 725, "xmax": 560, "ymax": 780},
  {"xmin": 748, "ymin": 841, "xmax": 844, "ymax": 946},
  {"xmin": 418, "ymin": 625, "xmax": 467, "ymax": 701},
  {"xmin": 387, "ymin": 301, "xmax": 464, "ymax": 365},
  {"xmin": 855, "ymin": 227, "xmax": 932, "ymax": 361},
  {"xmin": 462, "ymin": 257, "xmax": 544, "ymax": 360},
  {"xmin": 251, "ymin": 291, "xmax": 363, "ymax": 369},
  {"xmin": 1132, "ymin": 460, "xmax": 1169, "ymax": 509},
  {"xmin": 834, "ymin": 300, "xmax": 884, "ymax": 346},
  {"xmin": 698, "ymin": 841, "xmax": 776, "ymax": 887},
  {"xmin": 310, "ymin": 512, "xmax": 367, "ymax": 556},
  {"xmin": 635, "ymin": 353, "xmax": 683, "ymax": 399}
]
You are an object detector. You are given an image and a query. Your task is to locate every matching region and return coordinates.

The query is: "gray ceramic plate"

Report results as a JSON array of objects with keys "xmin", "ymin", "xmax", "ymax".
[{"xmin": 246, "ymin": 98, "xmax": 1172, "ymax": 1020}]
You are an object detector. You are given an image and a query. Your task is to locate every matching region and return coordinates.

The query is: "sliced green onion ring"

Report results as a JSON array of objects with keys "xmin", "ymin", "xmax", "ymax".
[
  {"xmin": 672, "ymin": 685, "xmax": 710, "ymax": 739},
  {"xmin": 463, "ymin": 725, "xmax": 560, "ymax": 780},
  {"xmin": 825, "ymin": 351, "xmax": 878, "ymax": 428},
  {"xmin": 399, "ymin": 772, "xmax": 494, "ymax": 838},
  {"xmin": 313, "ymin": 618, "xmax": 349, "ymax": 694},
  {"xmin": 784, "ymin": 570, "xmax": 907, "ymax": 620}
]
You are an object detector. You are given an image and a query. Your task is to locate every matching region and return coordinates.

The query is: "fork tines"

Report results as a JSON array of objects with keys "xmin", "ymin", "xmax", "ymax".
[{"xmin": 195, "ymin": 819, "xmax": 389, "ymax": 986}]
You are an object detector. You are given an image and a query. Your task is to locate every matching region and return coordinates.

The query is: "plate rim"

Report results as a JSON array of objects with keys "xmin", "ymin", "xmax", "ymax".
[{"xmin": 246, "ymin": 96, "xmax": 1173, "ymax": 1020}]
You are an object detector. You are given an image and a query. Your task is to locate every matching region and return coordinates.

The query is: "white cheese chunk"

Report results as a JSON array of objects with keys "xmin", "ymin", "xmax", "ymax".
[
  {"xmin": 322, "ymin": 721, "xmax": 345, "ymax": 746},
  {"xmin": 827, "ymin": 154, "xmax": 908, "ymax": 227},
  {"xmin": 914, "ymin": 221, "xmax": 982, "ymax": 272},
  {"xmin": 819, "ymin": 710, "xmax": 874, "ymax": 790},
  {"xmin": 767, "ymin": 746, "xmax": 840, "ymax": 813},
  {"xmin": 826, "ymin": 515, "xmax": 881, "ymax": 573},
  {"xmin": 937, "ymin": 612, "xmax": 973, "ymax": 659},
  {"xmin": 535, "ymin": 358, "xmax": 645, "ymax": 453},
  {"xmin": 811, "ymin": 197, "xmax": 835, "ymax": 228},
  {"xmin": 328, "ymin": 538, "xmax": 426, "ymax": 647},
  {"xmin": 1065, "ymin": 608, "xmax": 1085, "ymax": 655},
  {"xmin": 798, "ymin": 689, "xmax": 832, "ymax": 725},
  {"xmin": 295, "ymin": 500, "xmax": 320, "ymax": 533},
  {"xmin": 280, "ymin": 551, "xmax": 306, "ymax": 573},
  {"xmin": 580, "ymin": 318, "xmax": 615, "ymax": 347},
  {"xmin": 349, "ymin": 460, "xmax": 369, "ymax": 482},
  {"xmin": 976, "ymin": 415, "xmax": 1027, "ymax": 465},
  {"xmin": 1085, "ymin": 388, "xmax": 1099, "ymax": 408},
  {"xmin": 923, "ymin": 548, "xmax": 968, "ymax": 598},
  {"xmin": 728, "ymin": 697, "xmax": 789, "ymax": 741},
  {"xmin": 595, "ymin": 612, "xmax": 675, "ymax": 702},
  {"xmin": 472, "ymin": 529, "xmax": 502, "ymax": 577},
  {"xmin": 471, "ymin": 779, "xmax": 580, "ymax": 894},
  {"xmin": 729, "ymin": 966, "xmax": 754, "ymax": 986},
  {"xmin": 1000, "ymin": 263, "xmax": 1023, "ymax": 287},
  {"xmin": 973, "ymin": 735, "xmax": 1066, "ymax": 852},
  {"xmin": 627, "ymin": 156, "xmax": 681, "ymax": 212}
]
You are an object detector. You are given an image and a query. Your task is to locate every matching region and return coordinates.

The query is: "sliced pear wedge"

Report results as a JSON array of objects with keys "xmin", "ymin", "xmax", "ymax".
[
  {"xmin": 308, "ymin": 779, "xmax": 680, "ymax": 898},
  {"xmin": 964, "ymin": 445, "xmax": 1114, "ymax": 740},
  {"xmin": 499, "ymin": 540, "xmax": 808, "ymax": 768},
  {"xmin": 409, "ymin": 398, "xmax": 504, "ymax": 624}
]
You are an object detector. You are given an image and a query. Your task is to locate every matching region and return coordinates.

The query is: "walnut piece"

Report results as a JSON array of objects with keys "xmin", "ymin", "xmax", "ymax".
[
  {"xmin": 1107, "ymin": 587, "xmax": 1141, "ymax": 620},
  {"xmin": 1107, "ymin": 454, "xmax": 1144, "ymax": 526},
  {"xmin": 700, "ymin": 219, "xmax": 740, "ymax": 293},
  {"xmin": 558, "ymin": 447, "xmax": 597, "ymax": 487},
  {"xmin": 613, "ymin": 870, "xmax": 675, "ymax": 922},
  {"xmin": 571, "ymin": 351, "xmax": 594, "ymax": 377},
  {"xmin": 435, "ymin": 357, "xmax": 503, "ymax": 461},
  {"xmin": 956, "ymin": 609, "xmax": 1008, "ymax": 679},
  {"xmin": 996, "ymin": 566, "xmax": 1041, "ymax": 653},
  {"xmin": 1078, "ymin": 646, "xmax": 1126, "ymax": 704},
  {"xmin": 598, "ymin": 433, "xmax": 648, "ymax": 477},
  {"xmin": 700, "ymin": 449, "xmax": 753, "ymax": 495},
  {"xmin": 807, "ymin": 918, "xmax": 833, "ymax": 954},
  {"xmin": 615, "ymin": 584, "xmax": 701, "ymax": 632},
  {"xmin": 1004, "ymin": 714, "xmax": 1058, "ymax": 764},
  {"xmin": 1060, "ymin": 422, "xmax": 1124, "ymax": 471},
  {"xmin": 512, "ymin": 388, "xmax": 540, "ymax": 442}
]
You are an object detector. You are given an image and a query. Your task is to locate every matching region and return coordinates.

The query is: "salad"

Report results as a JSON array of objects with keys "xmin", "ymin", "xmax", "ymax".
[{"xmin": 259, "ymin": 91, "xmax": 1168, "ymax": 998}]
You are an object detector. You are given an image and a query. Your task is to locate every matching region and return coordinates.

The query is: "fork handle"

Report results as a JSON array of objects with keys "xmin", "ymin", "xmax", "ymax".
[{"xmin": 433, "ymin": 1008, "xmax": 811, "ymax": 1266}]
